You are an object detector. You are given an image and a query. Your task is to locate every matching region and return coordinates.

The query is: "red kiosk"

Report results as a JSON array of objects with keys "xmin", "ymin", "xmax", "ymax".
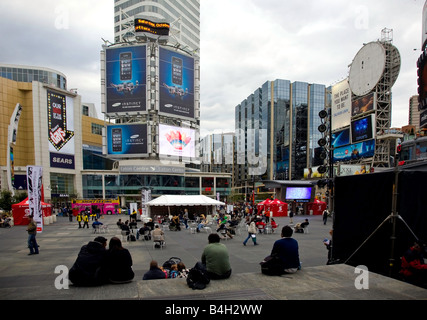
[
  {"xmin": 12, "ymin": 198, "xmax": 52, "ymax": 226},
  {"xmin": 307, "ymin": 199, "xmax": 327, "ymax": 215},
  {"xmin": 257, "ymin": 198, "xmax": 288, "ymax": 217}
]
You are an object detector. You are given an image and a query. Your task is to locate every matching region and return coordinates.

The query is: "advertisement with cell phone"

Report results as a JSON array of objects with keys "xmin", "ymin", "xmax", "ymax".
[
  {"xmin": 107, "ymin": 124, "xmax": 148, "ymax": 158},
  {"xmin": 106, "ymin": 45, "xmax": 147, "ymax": 114},
  {"xmin": 159, "ymin": 47, "xmax": 195, "ymax": 120}
]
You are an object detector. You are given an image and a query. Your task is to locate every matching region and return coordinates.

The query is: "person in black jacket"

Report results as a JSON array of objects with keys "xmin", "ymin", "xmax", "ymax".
[
  {"xmin": 270, "ymin": 225, "xmax": 300, "ymax": 274},
  {"xmin": 69, "ymin": 236, "xmax": 108, "ymax": 286},
  {"xmin": 142, "ymin": 260, "xmax": 167, "ymax": 280},
  {"xmin": 101, "ymin": 237, "xmax": 134, "ymax": 283}
]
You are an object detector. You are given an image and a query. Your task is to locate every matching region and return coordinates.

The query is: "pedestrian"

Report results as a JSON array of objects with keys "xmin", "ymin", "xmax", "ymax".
[
  {"xmin": 289, "ymin": 208, "xmax": 294, "ymax": 224},
  {"xmin": 26, "ymin": 215, "xmax": 39, "ymax": 255},
  {"xmin": 322, "ymin": 208, "xmax": 329, "ymax": 225},
  {"xmin": 243, "ymin": 218, "xmax": 258, "ymax": 246},
  {"xmin": 77, "ymin": 212, "xmax": 83, "ymax": 228},
  {"xmin": 82, "ymin": 213, "xmax": 89, "ymax": 228}
]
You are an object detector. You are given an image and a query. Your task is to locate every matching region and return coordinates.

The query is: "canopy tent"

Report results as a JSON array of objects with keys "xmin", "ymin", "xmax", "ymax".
[
  {"xmin": 307, "ymin": 199, "xmax": 327, "ymax": 215},
  {"xmin": 12, "ymin": 197, "xmax": 52, "ymax": 226},
  {"xmin": 257, "ymin": 198, "xmax": 288, "ymax": 217},
  {"xmin": 145, "ymin": 195, "xmax": 225, "ymax": 217}
]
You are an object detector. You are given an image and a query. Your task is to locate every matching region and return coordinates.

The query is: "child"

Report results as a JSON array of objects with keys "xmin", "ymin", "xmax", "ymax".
[{"xmin": 169, "ymin": 264, "xmax": 179, "ymax": 278}]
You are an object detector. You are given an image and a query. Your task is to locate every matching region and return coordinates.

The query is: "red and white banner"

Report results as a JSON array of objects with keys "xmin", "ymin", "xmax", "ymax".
[{"xmin": 27, "ymin": 166, "xmax": 43, "ymax": 233}]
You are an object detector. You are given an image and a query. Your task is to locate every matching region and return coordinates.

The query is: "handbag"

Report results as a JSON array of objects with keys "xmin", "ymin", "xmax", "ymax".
[{"xmin": 260, "ymin": 255, "xmax": 283, "ymax": 276}]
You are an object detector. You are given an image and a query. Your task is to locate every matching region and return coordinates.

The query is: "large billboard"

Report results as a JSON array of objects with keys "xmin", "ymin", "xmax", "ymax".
[
  {"xmin": 47, "ymin": 90, "xmax": 75, "ymax": 169},
  {"xmin": 159, "ymin": 47, "xmax": 195, "ymax": 120},
  {"xmin": 159, "ymin": 124, "xmax": 196, "ymax": 158},
  {"xmin": 105, "ymin": 45, "xmax": 147, "ymax": 114},
  {"xmin": 351, "ymin": 93, "xmax": 375, "ymax": 117},
  {"xmin": 106, "ymin": 123, "xmax": 148, "ymax": 158},
  {"xmin": 331, "ymin": 79, "xmax": 351, "ymax": 131},
  {"xmin": 333, "ymin": 139, "xmax": 375, "ymax": 163}
]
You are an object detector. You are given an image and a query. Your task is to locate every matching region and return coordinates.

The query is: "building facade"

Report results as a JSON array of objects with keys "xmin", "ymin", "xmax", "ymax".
[
  {"xmin": 114, "ymin": 0, "xmax": 200, "ymax": 52},
  {"xmin": 234, "ymin": 79, "xmax": 329, "ymax": 188}
]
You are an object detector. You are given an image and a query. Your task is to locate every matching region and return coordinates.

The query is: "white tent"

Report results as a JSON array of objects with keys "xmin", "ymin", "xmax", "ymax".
[{"xmin": 145, "ymin": 195, "xmax": 225, "ymax": 216}]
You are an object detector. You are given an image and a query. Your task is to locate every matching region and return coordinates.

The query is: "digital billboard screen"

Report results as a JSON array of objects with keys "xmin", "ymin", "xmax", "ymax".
[
  {"xmin": 331, "ymin": 128, "xmax": 350, "ymax": 148},
  {"xmin": 351, "ymin": 115, "xmax": 374, "ymax": 143},
  {"xmin": 333, "ymin": 139, "xmax": 375, "ymax": 163},
  {"xmin": 107, "ymin": 124, "xmax": 148, "ymax": 157},
  {"xmin": 106, "ymin": 45, "xmax": 147, "ymax": 114},
  {"xmin": 159, "ymin": 47, "xmax": 195, "ymax": 120},
  {"xmin": 159, "ymin": 124, "xmax": 195, "ymax": 158},
  {"xmin": 352, "ymin": 93, "xmax": 375, "ymax": 117},
  {"xmin": 285, "ymin": 187, "xmax": 312, "ymax": 201}
]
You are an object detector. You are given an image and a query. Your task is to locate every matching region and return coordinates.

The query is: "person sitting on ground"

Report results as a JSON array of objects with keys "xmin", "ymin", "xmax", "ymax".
[
  {"xmin": 69, "ymin": 236, "xmax": 108, "ymax": 286},
  {"xmin": 177, "ymin": 262, "xmax": 190, "ymax": 278},
  {"xmin": 169, "ymin": 264, "xmax": 179, "ymax": 278},
  {"xmin": 101, "ymin": 237, "xmax": 134, "ymax": 284},
  {"xmin": 400, "ymin": 240, "xmax": 427, "ymax": 288},
  {"xmin": 294, "ymin": 219, "xmax": 309, "ymax": 233},
  {"xmin": 201, "ymin": 233, "xmax": 232, "ymax": 279},
  {"xmin": 270, "ymin": 225, "xmax": 300, "ymax": 274},
  {"xmin": 142, "ymin": 260, "xmax": 168, "ymax": 280}
]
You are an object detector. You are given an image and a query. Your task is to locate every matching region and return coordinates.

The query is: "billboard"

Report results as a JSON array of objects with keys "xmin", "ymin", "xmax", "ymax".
[
  {"xmin": 331, "ymin": 79, "xmax": 351, "ymax": 131},
  {"xmin": 352, "ymin": 93, "xmax": 375, "ymax": 117},
  {"xmin": 106, "ymin": 123, "xmax": 148, "ymax": 158},
  {"xmin": 351, "ymin": 115, "xmax": 375, "ymax": 143},
  {"xmin": 331, "ymin": 128, "xmax": 350, "ymax": 148},
  {"xmin": 47, "ymin": 90, "xmax": 75, "ymax": 169},
  {"xmin": 159, "ymin": 124, "xmax": 195, "ymax": 158},
  {"xmin": 159, "ymin": 47, "xmax": 195, "ymax": 120},
  {"xmin": 105, "ymin": 45, "xmax": 147, "ymax": 114},
  {"xmin": 333, "ymin": 139, "xmax": 375, "ymax": 163}
]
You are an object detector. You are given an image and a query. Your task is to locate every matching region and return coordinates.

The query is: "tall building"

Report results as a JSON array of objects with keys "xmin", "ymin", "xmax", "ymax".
[
  {"xmin": 114, "ymin": 0, "xmax": 200, "ymax": 52},
  {"xmin": 234, "ymin": 79, "xmax": 329, "ymax": 188},
  {"xmin": 409, "ymin": 95, "xmax": 420, "ymax": 131}
]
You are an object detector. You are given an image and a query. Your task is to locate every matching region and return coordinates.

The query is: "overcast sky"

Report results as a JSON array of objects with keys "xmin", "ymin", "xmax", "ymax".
[{"xmin": 0, "ymin": 0, "xmax": 424, "ymax": 138}]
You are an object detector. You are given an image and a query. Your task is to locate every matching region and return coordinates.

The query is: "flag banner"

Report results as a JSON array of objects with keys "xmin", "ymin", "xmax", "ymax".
[{"xmin": 27, "ymin": 166, "xmax": 43, "ymax": 233}]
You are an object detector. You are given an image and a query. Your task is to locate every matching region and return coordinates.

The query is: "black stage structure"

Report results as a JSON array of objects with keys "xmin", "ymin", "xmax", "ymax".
[{"xmin": 332, "ymin": 161, "xmax": 427, "ymax": 279}]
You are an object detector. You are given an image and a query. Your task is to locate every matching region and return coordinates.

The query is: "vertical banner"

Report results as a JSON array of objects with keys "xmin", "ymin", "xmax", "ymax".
[
  {"xmin": 141, "ymin": 189, "xmax": 151, "ymax": 218},
  {"xmin": 27, "ymin": 166, "xmax": 43, "ymax": 233}
]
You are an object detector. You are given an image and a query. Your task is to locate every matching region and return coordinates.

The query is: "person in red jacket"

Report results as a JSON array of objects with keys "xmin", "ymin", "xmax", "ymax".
[{"xmin": 400, "ymin": 240, "xmax": 427, "ymax": 288}]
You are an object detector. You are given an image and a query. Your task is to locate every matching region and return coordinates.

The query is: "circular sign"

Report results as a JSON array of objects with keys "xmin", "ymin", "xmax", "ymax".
[{"xmin": 349, "ymin": 42, "xmax": 386, "ymax": 96}]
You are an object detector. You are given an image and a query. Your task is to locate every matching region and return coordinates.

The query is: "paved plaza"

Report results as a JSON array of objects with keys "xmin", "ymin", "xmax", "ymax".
[{"xmin": 0, "ymin": 213, "xmax": 426, "ymax": 301}]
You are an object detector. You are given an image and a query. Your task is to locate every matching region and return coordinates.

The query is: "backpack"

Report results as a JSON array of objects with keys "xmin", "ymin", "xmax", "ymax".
[
  {"xmin": 186, "ymin": 262, "xmax": 210, "ymax": 290},
  {"xmin": 260, "ymin": 255, "xmax": 284, "ymax": 276}
]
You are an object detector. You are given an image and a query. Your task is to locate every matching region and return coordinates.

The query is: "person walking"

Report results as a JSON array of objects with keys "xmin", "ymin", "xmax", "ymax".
[
  {"xmin": 243, "ymin": 218, "xmax": 258, "ymax": 246},
  {"xmin": 82, "ymin": 213, "xmax": 89, "ymax": 228},
  {"xmin": 26, "ymin": 215, "xmax": 39, "ymax": 255}
]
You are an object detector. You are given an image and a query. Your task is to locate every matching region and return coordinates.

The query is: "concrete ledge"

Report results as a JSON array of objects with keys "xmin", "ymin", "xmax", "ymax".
[{"xmin": 7, "ymin": 264, "xmax": 425, "ymax": 300}]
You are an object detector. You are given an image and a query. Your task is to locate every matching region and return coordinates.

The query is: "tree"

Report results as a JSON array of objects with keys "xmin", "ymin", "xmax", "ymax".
[{"xmin": 0, "ymin": 190, "xmax": 13, "ymax": 213}]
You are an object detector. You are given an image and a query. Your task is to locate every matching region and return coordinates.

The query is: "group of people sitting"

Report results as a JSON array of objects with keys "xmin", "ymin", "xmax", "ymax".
[{"xmin": 0, "ymin": 215, "xmax": 12, "ymax": 228}]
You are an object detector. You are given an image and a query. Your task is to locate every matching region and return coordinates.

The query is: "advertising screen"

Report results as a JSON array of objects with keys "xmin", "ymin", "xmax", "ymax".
[
  {"xmin": 351, "ymin": 115, "xmax": 374, "ymax": 143},
  {"xmin": 106, "ymin": 45, "xmax": 147, "ymax": 114},
  {"xmin": 107, "ymin": 124, "xmax": 148, "ymax": 157},
  {"xmin": 159, "ymin": 124, "xmax": 195, "ymax": 158},
  {"xmin": 331, "ymin": 128, "xmax": 350, "ymax": 148},
  {"xmin": 47, "ymin": 90, "xmax": 75, "ymax": 169},
  {"xmin": 352, "ymin": 93, "xmax": 375, "ymax": 117},
  {"xmin": 159, "ymin": 47, "xmax": 195, "ymax": 119},
  {"xmin": 285, "ymin": 187, "xmax": 312, "ymax": 201},
  {"xmin": 333, "ymin": 139, "xmax": 375, "ymax": 163}
]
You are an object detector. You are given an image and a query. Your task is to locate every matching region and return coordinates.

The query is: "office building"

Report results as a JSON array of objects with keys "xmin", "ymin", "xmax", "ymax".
[
  {"xmin": 234, "ymin": 79, "xmax": 329, "ymax": 188},
  {"xmin": 114, "ymin": 0, "xmax": 200, "ymax": 52}
]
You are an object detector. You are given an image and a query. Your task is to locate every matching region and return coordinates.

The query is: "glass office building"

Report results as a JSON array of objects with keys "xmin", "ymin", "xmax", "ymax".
[{"xmin": 235, "ymin": 80, "xmax": 329, "ymax": 186}]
